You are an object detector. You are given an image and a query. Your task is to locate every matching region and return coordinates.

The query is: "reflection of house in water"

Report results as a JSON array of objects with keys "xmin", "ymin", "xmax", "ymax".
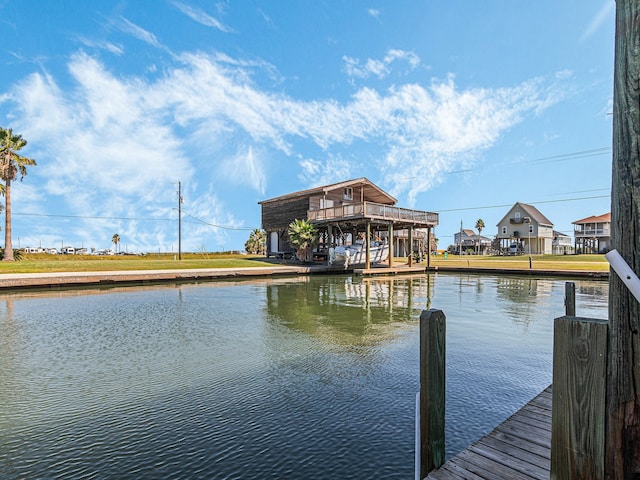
[
  {"xmin": 494, "ymin": 277, "xmax": 555, "ymax": 327},
  {"xmin": 264, "ymin": 275, "xmax": 432, "ymax": 346}
]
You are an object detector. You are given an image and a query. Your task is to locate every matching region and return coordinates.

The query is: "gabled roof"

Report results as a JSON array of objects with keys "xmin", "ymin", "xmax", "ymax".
[
  {"xmin": 572, "ymin": 213, "xmax": 611, "ymax": 225},
  {"xmin": 553, "ymin": 230, "xmax": 571, "ymax": 238},
  {"xmin": 258, "ymin": 177, "xmax": 397, "ymax": 205},
  {"xmin": 496, "ymin": 202, "xmax": 553, "ymax": 227}
]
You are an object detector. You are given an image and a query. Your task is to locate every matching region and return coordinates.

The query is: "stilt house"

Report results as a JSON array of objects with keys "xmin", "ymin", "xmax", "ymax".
[{"xmin": 258, "ymin": 178, "xmax": 439, "ymax": 265}]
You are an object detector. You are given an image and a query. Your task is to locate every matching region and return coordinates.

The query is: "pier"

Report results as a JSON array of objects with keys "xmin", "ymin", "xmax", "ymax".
[{"xmin": 425, "ymin": 386, "xmax": 552, "ymax": 479}]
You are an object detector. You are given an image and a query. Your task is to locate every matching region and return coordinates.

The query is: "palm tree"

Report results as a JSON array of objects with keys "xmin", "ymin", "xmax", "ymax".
[
  {"xmin": 287, "ymin": 219, "xmax": 317, "ymax": 262},
  {"xmin": 0, "ymin": 128, "xmax": 36, "ymax": 261},
  {"xmin": 112, "ymin": 234, "xmax": 120, "ymax": 254},
  {"xmin": 245, "ymin": 228, "xmax": 266, "ymax": 255},
  {"xmin": 475, "ymin": 218, "xmax": 485, "ymax": 255}
]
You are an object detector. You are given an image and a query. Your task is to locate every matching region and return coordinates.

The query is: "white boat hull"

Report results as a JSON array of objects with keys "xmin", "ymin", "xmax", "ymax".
[{"xmin": 330, "ymin": 243, "xmax": 389, "ymax": 267}]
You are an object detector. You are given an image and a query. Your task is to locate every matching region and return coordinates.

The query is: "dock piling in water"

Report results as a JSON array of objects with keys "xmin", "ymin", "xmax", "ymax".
[{"xmin": 419, "ymin": 309, "xmax": 446, "ymax": 479}]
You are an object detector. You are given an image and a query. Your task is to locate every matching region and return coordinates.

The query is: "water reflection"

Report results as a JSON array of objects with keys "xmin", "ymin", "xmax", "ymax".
[
  {"xmin": 0, "ymin": 273, "xmax": 608, "ymax": 479},
  {"xmin": 264, "ymin": 275, "xmax": 431, "ymax": 347}
]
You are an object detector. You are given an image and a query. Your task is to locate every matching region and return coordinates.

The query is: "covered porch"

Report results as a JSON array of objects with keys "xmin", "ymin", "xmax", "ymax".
[{"xmin": 308, "ymin": 201, "xmax": 439, "ymax": 269}]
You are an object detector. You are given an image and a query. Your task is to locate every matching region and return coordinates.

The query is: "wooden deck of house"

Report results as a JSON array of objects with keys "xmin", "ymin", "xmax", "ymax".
[{"xmin": 425, "ymin": 385, "xmax": 552, "ymax": 480}]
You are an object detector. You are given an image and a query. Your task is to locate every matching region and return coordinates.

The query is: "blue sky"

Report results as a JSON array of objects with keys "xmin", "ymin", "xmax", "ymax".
[{"xmin": 0, "ymin": 0, "xmax": 615, "ymax": 253}]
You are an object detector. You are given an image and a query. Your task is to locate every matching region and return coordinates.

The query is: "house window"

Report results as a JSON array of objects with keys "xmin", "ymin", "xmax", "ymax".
[
  {"xmin": 343, "ymin": 187, "xmax": 353, "ymax": 200},
  {"xmin": 502, "ymin": 226, "xmax": 507, "ymax": 235},
  {"xmin": 515, "ymin": 212, "xmax": 521, "ymax": 221},
  {"xmin": 529, "ymin": 224, "xmax": 534, "ymax": 233}
]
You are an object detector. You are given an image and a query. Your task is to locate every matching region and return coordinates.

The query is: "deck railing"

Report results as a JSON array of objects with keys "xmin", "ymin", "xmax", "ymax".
[
  {"xmin": 574, "ymin": 227, "xmax": 611, "ymax": 236},
  {"xmin": 307, "ymin": 201, "xmax": 439, "ymax": 224}
]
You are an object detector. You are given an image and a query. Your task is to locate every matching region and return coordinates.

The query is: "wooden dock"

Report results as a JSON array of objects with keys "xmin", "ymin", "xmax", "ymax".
[{"xmin": 425, "ymin": 385, "xmax": 552, "ymax": 480}]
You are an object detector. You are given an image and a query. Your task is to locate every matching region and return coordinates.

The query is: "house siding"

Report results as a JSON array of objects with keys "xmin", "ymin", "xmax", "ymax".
[{"xmin": 261, "ymin": 198, "xmax": 310, "ymax": 231}]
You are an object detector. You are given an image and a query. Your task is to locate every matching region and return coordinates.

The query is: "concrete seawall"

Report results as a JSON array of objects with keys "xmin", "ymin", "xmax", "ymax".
[{"xmin": 0, "ymin": 264, "xmax": 609, "ymax": 291}]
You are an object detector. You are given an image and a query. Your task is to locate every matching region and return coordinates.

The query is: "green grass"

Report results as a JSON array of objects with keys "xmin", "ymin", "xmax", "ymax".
[
  {"xmin": 428, "ymin": 254, "xmax": 609, "ymax": 272},
  {"xmin": 0, "ymin": 252, "xmax": 609, "ymax": 274},
  {"xmin": 0, "ymin": 253, "xmax": 278, "ymax": 273}
]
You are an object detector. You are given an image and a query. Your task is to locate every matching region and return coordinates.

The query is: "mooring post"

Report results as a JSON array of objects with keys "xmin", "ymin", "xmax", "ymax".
[
  {"xmin": 551, "ymin": 315, "xmax": 608, "ymax": 480},
  {"xmin": 565, "ymin": 282, "xmax": 576, "ymax": 316},
  {"xmin": 419, "ymin": 309, "xmax": 446, "ymax": 479},
  {"xmin": 607, "ymin": 1, "xmax": 640, "ymax": 476}
]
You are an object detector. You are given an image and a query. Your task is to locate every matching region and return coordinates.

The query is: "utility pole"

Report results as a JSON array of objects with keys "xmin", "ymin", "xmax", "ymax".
[
  {"xmin": 178, "ymin": 181, "xmax": 183, "ymax": 260},
  {"xmin": 606, "ymin": 0, "xmax": 640, "ymax": 477}
]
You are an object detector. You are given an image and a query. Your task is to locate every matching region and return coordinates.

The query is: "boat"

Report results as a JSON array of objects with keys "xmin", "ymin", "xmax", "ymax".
[{"xmin": 329, "ymin": 241, "xmax": 390, "ymax": 267}]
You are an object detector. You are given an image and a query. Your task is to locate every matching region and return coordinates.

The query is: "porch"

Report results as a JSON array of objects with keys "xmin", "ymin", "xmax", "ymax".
[{"xmin": 308, "ymin": 201, "xmax": 439, "ymax": 269}]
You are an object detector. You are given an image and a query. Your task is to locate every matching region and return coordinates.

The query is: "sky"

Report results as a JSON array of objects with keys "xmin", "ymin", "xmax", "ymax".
[{"xmin": 0, "ymin": 0, "xmax": 615, "ymax": 253}]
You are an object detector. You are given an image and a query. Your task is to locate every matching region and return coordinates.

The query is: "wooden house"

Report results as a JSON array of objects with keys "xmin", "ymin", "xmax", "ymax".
[
  {"xmin": 258, "ymin": 178, "xmax": 439, "ymax": 267},
  {"xmin": 573, "ymin": 213, "xmax": 611, "ymax": 253},
  {"xmin": 496, "ymin": 202, "xmax": 554, "ymax": 254}
]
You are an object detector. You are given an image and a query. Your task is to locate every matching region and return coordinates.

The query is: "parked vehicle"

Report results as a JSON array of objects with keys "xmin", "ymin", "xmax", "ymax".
[{"xmin": 508, "ymin": 243, "xmax": 522, "ymax": 255}]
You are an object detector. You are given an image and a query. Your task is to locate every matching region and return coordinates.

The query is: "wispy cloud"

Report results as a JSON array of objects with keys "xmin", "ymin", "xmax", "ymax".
[
  {"xmin": 343, "ymin": 48, "xmax": 420, "ymax": 80},
  {"xmin": 119, "ymin": 17, "xmax": 165, "ymax": 49},
  {"xmin": 172, "ymin": 1, "xmax": 234, "ymax": 33},
  {"xmin": 76, "ymin": 36, "xmax": 124, "ymax": 55},
  {"xmin": 581, "ymin": 1, "xmax": 615, "ymax": 43},
  {"xmin": 2, "ymin": 48, "xmax": 559, "ymax": 247},
  {"xmin": 368, "ymin": 8, "xmax": 380, "ymax": 19}
]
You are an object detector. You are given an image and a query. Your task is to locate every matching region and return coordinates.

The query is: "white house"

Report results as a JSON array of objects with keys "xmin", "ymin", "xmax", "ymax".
[
  {"xmin": 552, "ymin": 231, "xmax": 574, "ymax": 255},
  {"xmin": 496, "ymin": 202, "xmax": 554, "ymax": 255},
  {"xmin": 573, "ymin": 213, "xmax": 611, "ymax": 253}
]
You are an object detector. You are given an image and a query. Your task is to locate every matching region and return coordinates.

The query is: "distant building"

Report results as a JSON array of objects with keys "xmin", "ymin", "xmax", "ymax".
[
  {"xmin": 573, "ymin": 213, "xmax": 611, "ymax": 253},
  {"xmin": 452, "ymin": 229, "xmax": 492, "ymax": 255},
  {"xmin": 552, "ymin": 231, "xmax": 574, "ymax": 255},
  {"xmin": 496, "ymin": 202, "xmax": 554, "ymax": 254}
]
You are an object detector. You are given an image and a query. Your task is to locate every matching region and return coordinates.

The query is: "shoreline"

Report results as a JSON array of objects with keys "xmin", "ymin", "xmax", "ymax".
[{"xmin": 0, "ymin": 263, "xmax": 609, "ymax": 291}]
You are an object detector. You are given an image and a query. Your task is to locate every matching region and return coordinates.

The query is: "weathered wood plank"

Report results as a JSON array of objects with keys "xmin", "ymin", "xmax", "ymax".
[
  {"xmin": 551, "ymin": 316, "xmax": 607, "ymax": 479},
  {"xmin": 420, "ymin": 309, "xmax": 446, "ymax": 478},
  {"xmin": 425, "ymin": 386, "xmax": 552, "ymax": 480},
  {"xmin": 608, "ymin": 2, "xmax": 640, "ymax": 477},
  {"xmin": 447, "ymin": 450, "xmax": 537, "ymax": 480},
  {"xmin": 470, "ymin": 439, "xmax": 549, "ymax": 478},
  {"xmin": 477, "ymin": 435, "xmax": 550, "ymax": 471}
]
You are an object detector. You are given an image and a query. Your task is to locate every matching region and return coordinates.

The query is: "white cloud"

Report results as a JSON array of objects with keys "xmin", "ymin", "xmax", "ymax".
[
  {"xmin": 368, "ymin": 9, "xmax": 380, "ymax": 19},
  {"xmin": 3, "ymin": 47, "xmax": 559, "ymax": 247},
  {"xmin": 343, "ymin": 48, "xmax": 420, "ymax": 80},
  {"xmin": 221, "ymin": 146, "xmax": 267, "ymax": 194},
  {"xmin": 581, "ymin": 1, "xmax": 615, "ymax": 43},
  {"xmin": 298, "ymin": 154, "xmax": 356, "ymax": 188},
  {"xmin": 76, "ymin": 36, "xmax": 124, "ymax": 55},
  {"xmin": 119, "ymin": 17, "xmax": 165, "ymax": 50},
  {"xmin": 172, "ymin": 1, "xmax": 234, "ymax": 33}
]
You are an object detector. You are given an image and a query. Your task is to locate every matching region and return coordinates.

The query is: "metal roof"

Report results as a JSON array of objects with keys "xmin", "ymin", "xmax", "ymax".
[
  {"xmin": 572, "ymin": 213, "xmax": 611, "ymax": 224},
  {"xmin": 258, "ymin": 177, "xmax": 397, "ymax": 205}
]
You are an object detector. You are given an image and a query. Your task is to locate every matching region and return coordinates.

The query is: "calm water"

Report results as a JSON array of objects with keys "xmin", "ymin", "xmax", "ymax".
[{"xmin": 0, "ymin": 273, "xmax": 608, "ymax": 479}]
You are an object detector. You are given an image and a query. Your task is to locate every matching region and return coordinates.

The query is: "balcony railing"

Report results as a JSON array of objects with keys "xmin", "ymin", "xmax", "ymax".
[
  {"xmin": 574, "ymin": 228, "xmax": 610, "ymax": 237},
  {"xmin": 307, "ymin": 201, "xmax": 439, "ymax": 225}
]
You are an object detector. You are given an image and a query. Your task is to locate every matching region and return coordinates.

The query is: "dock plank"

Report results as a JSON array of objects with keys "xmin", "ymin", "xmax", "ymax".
[{"xmin": 425, "ymin": 385, "xmax": 552, "ymax": 480}]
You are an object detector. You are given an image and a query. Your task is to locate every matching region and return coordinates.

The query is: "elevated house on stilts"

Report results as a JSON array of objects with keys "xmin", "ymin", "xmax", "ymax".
[{"xmin": 259, "ymin": 178, "xmax": 439, "ymax": 268}]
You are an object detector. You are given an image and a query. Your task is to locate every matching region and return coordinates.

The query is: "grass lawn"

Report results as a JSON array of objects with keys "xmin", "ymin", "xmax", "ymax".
[
  {"xmin": 0, "ymin": 253, "xmax": 277, "ymax": 274},
  {"xmin": 427, "ymin": 254, "xmax": 609, "ymax": 272},
  {"xmin": 0, "ymin": 252, "xmax": 609, "ymax": 274}
]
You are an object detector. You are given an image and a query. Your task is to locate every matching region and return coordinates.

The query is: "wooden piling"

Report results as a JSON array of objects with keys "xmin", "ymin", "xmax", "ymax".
[
  {"xmin": 608, "ymin": 0, "xmax": 640, "ymax": 477},
  {"xmin": 551, "ymin": 315, "xmax": 608, "ymax": 480},
  {"xmin": 420, "ymin": 309, "xmax": 446, "ymax": 478},
  {"xmin": 565, "ymin": 282, "xmax": 576, "ymax": 316}
]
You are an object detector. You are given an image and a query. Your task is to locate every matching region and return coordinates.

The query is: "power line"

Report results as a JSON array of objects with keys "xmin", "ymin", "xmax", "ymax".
[
  {"xmin": 13, "ymin": 212, "xmax": 175, "ymax": 221},
  {"xmin": 181, "ymin": 210, "xmax": 255, "ymax": 231},
  {"xmin": 13, "ymin": 210, "xmax": 258, "ymax": 231},
  {"xmin": 436, "ymin": 193, "xmax": 610, "ymax": 213}
]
